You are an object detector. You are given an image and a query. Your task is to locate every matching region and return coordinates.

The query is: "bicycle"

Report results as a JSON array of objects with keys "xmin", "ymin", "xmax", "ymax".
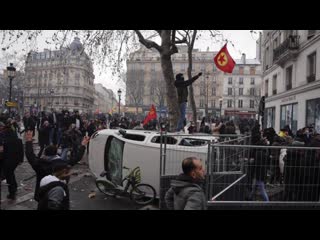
[{"xmin": 96, "ymin": 166, "xmax": 156, "ymax": 205}]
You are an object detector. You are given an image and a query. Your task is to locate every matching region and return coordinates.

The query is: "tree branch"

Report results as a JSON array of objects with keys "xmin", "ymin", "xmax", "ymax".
[{"xmin": 134, "ymin": 30, "xmax": 162, "ymax": 52}]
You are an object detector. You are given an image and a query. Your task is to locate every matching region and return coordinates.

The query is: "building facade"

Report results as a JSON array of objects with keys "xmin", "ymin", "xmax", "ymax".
[
  {"xmin": 94, "ymin": 83, "xmax": 116, "ymax": 114},
  {"xmin": 126, "ymin": 46, "xmax": 225, "ymax": 120},
  {"xmin": 262, "ymin": 30, "xmax": 320, "ymax": 133},
  {"xmin": 23, "ymin": 37, "xmax": 95, "ymax": 114},
  {"xmin": 222, "ymin": 54, "xmax": 262, "ymax": 120}
]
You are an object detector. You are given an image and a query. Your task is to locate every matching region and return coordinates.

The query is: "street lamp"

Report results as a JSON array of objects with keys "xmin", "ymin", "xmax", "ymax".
[
  {"xmin": 219, "ymin": 98, "xmax": 223, "ymax": 118},
  {"xmin": 6, "ymin": 63, "xmax": 16, "ymax": 115},
  {"xmin": 117, "ymin": 89, "xmax": 122, "ymax": 115}
]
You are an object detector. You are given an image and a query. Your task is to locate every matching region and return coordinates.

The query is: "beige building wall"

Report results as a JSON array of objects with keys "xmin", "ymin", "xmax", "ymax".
[
  {"xmin": 126, "ymin": 46, "xmax": 224, "ymax": 119},
  {"xmin": 23, "ymin": 37, "xmax": 95, "ymax": 114}
]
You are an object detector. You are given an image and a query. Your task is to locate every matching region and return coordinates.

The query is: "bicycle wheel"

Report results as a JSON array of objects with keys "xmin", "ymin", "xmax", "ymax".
[
  {"xmin": 96, "ymin": 179, "xmax": 118, "ymax": 197},
  {"xmin": 130, "ymin": 183, "xmax": 156, "ymax": 205}
]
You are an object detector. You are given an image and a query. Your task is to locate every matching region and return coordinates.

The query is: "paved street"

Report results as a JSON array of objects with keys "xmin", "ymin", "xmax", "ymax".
[{"xmin": 1, "ymin": 144, "xmax": 159, "ymax": 210}]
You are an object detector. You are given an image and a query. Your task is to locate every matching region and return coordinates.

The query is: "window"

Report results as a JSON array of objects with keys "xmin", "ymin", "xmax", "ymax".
[
  {"xmin": 151, "ymin": 63, "xmax": 155, "ymax": 72},
  {"xmin": 201, "ymin": 64, "xmax": 205, "ymax": 71},
  {"xmin": 265, "ymin": 47, "xmax": 269, "ymax": 70},
  {"xmin": 286, "ymin": 65, "xmax": 293, "ymax": 90},
  {"xmin": 307, "ymin": 52, "xmax": 316, "ymax": 83},
  {"xmin": 306, "ymin": 98, "xmax": 320, "ymax": 133},
  {"xmin": 151, "ymin": 136, "xmax": 177, "ymax": 145},
  {"xmin": 250, "ymin": 67, "xmax": 256, "ymax": 75},
  {"xmin": 265, "ymin": 79, "xmax": 269, "ymax": 97},
  {"xmin": 272, "ymin": 75, "xmax": 277, "ymax": 95},
  {"xmin": 227, "ymin": 99, "xmax": 232, "ymax": 108},
  {"xmin": 239, "ymin": 77, "xmax": 243, "ymax": 85},
  {"xmin": 150, "ymin": 86, "xmax": 154, "ymax": 95},
  {"xmin": 264, "ymin": 107, "xmax": 275, "ymax": 129},
  {"xmin": 238, "ymin": 99, "xmax": 243, "ymax": 108},
  {"xmin": 200, "ymin": 86, "xmax": 205, "ymax": 95},
  {"xmin": 280, "ymin": 103, "xmax": 298, "ymax": 134},
  {"xmin": 211, "ymin": 100, "xmax": 216, "ymax": 108},
  {"xmin": 228, "ymin": 88, "xmax": 232, "ymax": 96},
  {"xmin": 250, "ymin": 88, "xmax": 255, "ymax": 96},
  {"xmin": 239, "ymin": 88, "xmax": 243, "ymax": 96},
  {"xmin": 250, "ymin": 100, "xmax": 254, "ymax": 108},
  {"xmin": 228, "ymin": 77, "xmax": 232, "ymax": 84},
  {"xmin": 179, "ymin": 138, "xmax": 208, "ymax": 146},
  {"xmin": 239, "ymin": 67, "xmax": 244, "ymax": 75},
  {"xmin": 212, "ymin": 87, "xmax": 216, "ymax": 96},
  {"xmin": 250, "ymin": 77, "xmax": 255, "ymax": 85},
  {"xmin": 181, "ymin": 63, "xmax": 185, "ymax": 72},
  {"xmin": 273, "ymin": 37, "xmax": 278, "ymax": 49},
  {"xmin": 120, "ymin": 133, "xmax": 145, "ymax": 142},
  {"xmin": 199, "ymin": 99, "xmax": 205, "ymax": 108}
]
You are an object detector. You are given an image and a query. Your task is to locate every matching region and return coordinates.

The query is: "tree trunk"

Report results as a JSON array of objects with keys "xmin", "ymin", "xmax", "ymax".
[
  {"xmin": 160, "ymin": 53, "xmax": 179, "ymax": 131},
  {"xmin": 160, "ymin": 31, "xmax": 179, "ymax": 131},
  {"xmin": 187, "ymin": 48, "xmax": 197, "ymax": 131}
]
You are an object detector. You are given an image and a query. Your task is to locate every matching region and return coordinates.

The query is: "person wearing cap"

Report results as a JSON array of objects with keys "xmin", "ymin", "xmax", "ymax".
[{"xmin": 37, "ymin": 160, "xmax": 71, "ymax": 210}]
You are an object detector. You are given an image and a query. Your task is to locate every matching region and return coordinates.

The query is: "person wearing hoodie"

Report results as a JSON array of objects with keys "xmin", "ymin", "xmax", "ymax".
[
  {"xmin": 38, "ymin": 160, "xmax": 71, "ymax": 210},
  {"xmin": 175, "ymin": 72, "xmax": 202, "ymax": 132},
  {"xmin": 165, "ymin": 157, "xmax": 207, "ymax": 210},
  {"xmin": 24, "ymin": 130, "xmax": 89, "ymax": 201}
]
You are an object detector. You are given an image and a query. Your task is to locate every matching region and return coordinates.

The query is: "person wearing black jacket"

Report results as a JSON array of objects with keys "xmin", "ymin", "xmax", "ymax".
[
  {"xmin": 23, "ymin": 112, "xmax": 36, "ymax": 137},
  {"xmin": 174, "ymin": 72, "xmax": 202, "ymax": 132},
  {"xmin": 38, "ymin": 121, "xmax": 51, "ymax": 158},
  {"xmin": 25, "ymin": 130, "xmax": 89, "ymax": 201},
  {"xmin": 2, "ymin": 125, "xmax": 24, "ymax": 200}
]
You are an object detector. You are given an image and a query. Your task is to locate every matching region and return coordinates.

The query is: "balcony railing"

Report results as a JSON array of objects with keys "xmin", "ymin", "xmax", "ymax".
[{"xmin": 273, "ymin": 35, "xmax": 300, "ymax": 65}]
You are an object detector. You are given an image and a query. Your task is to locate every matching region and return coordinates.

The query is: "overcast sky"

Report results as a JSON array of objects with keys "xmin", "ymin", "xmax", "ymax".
[{"xmin": 0, "ymin": 30, "xmax": 261, "ymax": 101}]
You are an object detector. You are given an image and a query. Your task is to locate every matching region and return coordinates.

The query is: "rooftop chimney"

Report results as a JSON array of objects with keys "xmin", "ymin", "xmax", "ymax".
[{"xmin": 241, "ymin": 53, "xmax": 246, "ymax": 64}]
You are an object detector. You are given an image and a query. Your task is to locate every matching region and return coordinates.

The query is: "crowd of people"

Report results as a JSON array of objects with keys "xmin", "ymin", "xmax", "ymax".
[{"xmin": 246, "ymin": 123, "xmax": 320, "ymax": 202}]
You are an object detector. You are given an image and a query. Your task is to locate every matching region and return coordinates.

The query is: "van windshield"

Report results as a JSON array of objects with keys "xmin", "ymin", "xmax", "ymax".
[{"xmin": 104, "ymin": 136, "xmax": 124, "ymax": 185}]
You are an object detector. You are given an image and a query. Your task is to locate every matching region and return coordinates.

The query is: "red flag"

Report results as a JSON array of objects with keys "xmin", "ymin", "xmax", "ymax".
[
  {"xmin": 214, "ymin": 43, "xmax": 236, "ymax": 73},
  {"xmin": 143, "ymin": 104, "xmax": 157, "ymax": 126}
]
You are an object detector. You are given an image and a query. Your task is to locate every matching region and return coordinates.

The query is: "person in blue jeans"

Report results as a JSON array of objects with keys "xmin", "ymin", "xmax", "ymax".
[{"xmin": 174, "ymin": 72, "xmax": 202, "ymax": 132}]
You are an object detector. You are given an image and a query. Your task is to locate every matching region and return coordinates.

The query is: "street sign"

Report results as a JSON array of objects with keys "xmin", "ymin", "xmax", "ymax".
[{"xmin": 5, "ymin": 101, "xmax": 18, "ymax": 107}]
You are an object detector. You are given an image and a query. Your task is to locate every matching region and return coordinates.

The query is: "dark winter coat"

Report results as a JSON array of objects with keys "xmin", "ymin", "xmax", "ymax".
[
  {"xmin": 23, "ymin": 116, "xmax": 36, "ymax": 131},
  {"xmin": 165, "ymin": 174, "xmax": 207, "ymax": 210},
  {"xmin": 174, "ymin": 75, "xmax": 199, "ymax": 104},
  {"xmin": 3, "ymin": 128, "xmax": 24, "ymax": 171},
  {"xmin": 38, "ymin": 125, "xmax": 50, "ymax": 146}
]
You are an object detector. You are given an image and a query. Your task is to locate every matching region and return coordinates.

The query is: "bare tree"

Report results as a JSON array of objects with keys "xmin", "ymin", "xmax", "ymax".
[
  {"xmin": 126, "ymin": 73, "xmax": 144, "ymax": 115},
  {"xmin": 149, "ymin": 75, "xmax": 166, "ymax": 111}
]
